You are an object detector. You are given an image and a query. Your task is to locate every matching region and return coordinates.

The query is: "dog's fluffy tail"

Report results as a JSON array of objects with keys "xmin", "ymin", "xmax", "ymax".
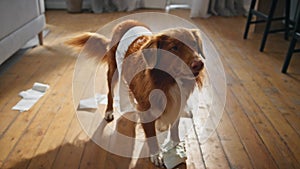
[{"xmin": 65, "ymin": 32, "xmax": 110, "ymax": 63}]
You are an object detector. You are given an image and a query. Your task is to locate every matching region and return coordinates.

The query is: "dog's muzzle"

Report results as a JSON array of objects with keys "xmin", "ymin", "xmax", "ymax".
[{"xmin": 191, "ymin": 59, "xmax": 204, "ymax": 76}]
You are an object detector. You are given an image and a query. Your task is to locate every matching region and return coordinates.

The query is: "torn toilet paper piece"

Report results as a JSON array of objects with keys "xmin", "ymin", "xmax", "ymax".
[
  {"xmin": 78, "ymin": 94, "xmax": 119, "ymax": 110},
  {"xmin": 12, "ymin": 82, "xmax": 49, "ymax": 112},
  {"xmin": 78, "ymin": 94, "xmax": 104, "ymax": 109}
]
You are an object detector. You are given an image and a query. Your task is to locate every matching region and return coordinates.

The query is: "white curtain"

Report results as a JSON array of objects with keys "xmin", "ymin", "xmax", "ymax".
[
  {"xmin": 91, "ymin": 0, "xmax": 143, "ymax": 13},
  {"xmin": 190, "ymin": 0, "xmax": 251, "ymax": 18},
  {"xmin": 90, "ymin": 0, "xmax": 251, "ymax": 17}
]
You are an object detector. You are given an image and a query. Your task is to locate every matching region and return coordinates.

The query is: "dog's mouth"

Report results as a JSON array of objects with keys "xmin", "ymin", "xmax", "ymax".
[
  {"xmin": 173, "ymin": 60, "xmax": 204, "ymax": 80},
  {"xmin": 183, "ymin": 66, "xmax": 203, "ymax": 80},
  {"xmin": 181, "ymin": 70, "xmax": 200, "ymax": 80},
  {"xmin": 193, "ymin": 71, "xmax": 200, "ymax": 77}
]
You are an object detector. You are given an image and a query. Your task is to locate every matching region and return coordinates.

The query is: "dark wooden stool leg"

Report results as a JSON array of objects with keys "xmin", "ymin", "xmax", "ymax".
[
  {"xmin": 284, "ymin": 0, "xmax": 291, "ymax": 40},
  {"xmin": 282, "ymin": 2, "xmax": 300, "ymax": 73},
  {"xmin": 260, "ymin": 0, "xmax": 278, "ymax": 52},
  {"xmin": 282, "ymin": 37, "xmax": 296, "ymax": 73},
  {"xmin": 243, "ymin": 0, "xmax": 257, "ymax": 39}
]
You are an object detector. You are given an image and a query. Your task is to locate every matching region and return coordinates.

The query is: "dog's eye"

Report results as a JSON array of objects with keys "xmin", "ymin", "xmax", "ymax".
[{"xmin": 171, "ymin": 46, "xmax": 178, "ymax": 51}]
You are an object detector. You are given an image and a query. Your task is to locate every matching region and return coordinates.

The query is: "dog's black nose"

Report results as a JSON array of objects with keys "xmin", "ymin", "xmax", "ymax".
[{"xmin": 191, "ymin": 60, "xmax": 204, "ymax": 74}]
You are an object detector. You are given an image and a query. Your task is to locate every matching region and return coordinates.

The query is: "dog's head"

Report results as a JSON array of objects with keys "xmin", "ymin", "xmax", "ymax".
[{"xmin": 142, "ymin": 28, "xmax": 205, "ymax": 86}]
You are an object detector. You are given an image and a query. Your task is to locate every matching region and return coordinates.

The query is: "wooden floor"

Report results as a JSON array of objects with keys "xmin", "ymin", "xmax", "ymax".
[{"xmin": 0, "ymin": 9, "xmax": 299, "ymax": 169}]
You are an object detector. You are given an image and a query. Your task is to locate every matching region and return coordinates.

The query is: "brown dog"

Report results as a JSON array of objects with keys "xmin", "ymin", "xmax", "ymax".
[{"xmin": 67, "ymin": 20, "xmax": 205, "ymax": 167}]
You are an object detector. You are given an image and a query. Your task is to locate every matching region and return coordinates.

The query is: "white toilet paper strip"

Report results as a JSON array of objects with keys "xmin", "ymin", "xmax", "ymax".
[
  {"xmin": 12, "ymin": 82, "xmax": 49, "ymax": 112},
  {"xmin": 78, "ymin": 94, "xmax": 119, "ymax": 110}
]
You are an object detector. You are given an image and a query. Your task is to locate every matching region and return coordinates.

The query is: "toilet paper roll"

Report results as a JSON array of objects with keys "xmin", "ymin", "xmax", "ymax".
[{"xmin": 32, "ymin": 82, "xmax": 49, "ymax": 92}]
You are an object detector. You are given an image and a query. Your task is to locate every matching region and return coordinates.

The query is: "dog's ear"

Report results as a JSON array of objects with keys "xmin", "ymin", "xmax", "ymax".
[
  {"xmin": 142, "ymin": 35, "xmax": 170, "ymax": 68},
  {"xmin": 191, "ymin": 29, "xmax": 205, "ymax": 59},
  {"xmin": 65, "ymin": 32, "xmax": 110, "ymax": 58}
]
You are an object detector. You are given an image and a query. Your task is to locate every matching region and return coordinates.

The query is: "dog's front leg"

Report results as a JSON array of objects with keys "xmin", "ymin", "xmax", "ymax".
[
  {"xmin": 141, "ymin": 121, "xmax": 164, "ymax": 168},
  {"xmin": 105, "ymin": 61, "xmax": 117, "ymax": 122},
  {"xmin": 170, "ymin": 119, "xmax": 180, "ymax": 143},
  {"xmin": 161, "ymin": 119, "xmax": 180, "ymax": 152}
]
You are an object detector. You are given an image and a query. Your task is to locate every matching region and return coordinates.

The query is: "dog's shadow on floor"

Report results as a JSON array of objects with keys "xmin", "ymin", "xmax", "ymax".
[
  {"xmin": 9, "ymin": 116, "xmax": 186, "ymax": 169},
  {"xmin": 91, "ymin": 116, "xmax": 187, "ymax": 169}
]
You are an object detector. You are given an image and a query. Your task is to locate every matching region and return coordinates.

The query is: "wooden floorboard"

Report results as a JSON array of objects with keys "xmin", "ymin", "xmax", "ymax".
[
  {"xmin": 216, "ymin": 109, "xmax": 253, "ymax": 169},
  {"xmin": 0, "ymin": 9, "xmax": 299, "ymax": 169}
]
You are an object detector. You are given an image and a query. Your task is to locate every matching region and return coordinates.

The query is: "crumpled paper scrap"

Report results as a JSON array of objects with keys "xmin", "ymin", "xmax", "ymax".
[{"xmin": 161, "ymin": 140, "xmax": 187, "ymax": 169}]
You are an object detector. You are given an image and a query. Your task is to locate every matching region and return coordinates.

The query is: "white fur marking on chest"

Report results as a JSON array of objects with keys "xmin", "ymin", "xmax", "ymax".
[
  {"xmin": 115, "ymin": 26, "xmax": 152, "ymax": 73},
  {"xmin": 116, "ymin": 26, "xmax": 152, "ymax": 113}
]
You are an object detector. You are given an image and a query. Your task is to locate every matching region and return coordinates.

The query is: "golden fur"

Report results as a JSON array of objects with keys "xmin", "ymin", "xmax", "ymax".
[{"xmin": 67, "ymin": 19, "xmax": 205, "ymax": 167}]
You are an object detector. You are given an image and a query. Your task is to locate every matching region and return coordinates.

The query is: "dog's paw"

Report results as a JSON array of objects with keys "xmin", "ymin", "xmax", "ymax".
[
  {"xmin": 150, "ymin": 152, "xmax": 164, "ymax": 168},
  {"xmin": 104, "ymin": 111, "xmax": 114, "ymax": 122}
]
